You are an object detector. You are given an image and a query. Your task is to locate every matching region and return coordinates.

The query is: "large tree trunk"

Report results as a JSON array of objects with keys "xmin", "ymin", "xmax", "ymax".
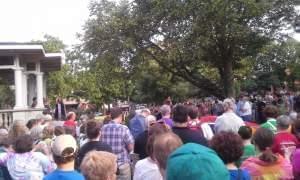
[{"xmin": 222, "ymin": 59, "xmax": 234, "ymax": 98}]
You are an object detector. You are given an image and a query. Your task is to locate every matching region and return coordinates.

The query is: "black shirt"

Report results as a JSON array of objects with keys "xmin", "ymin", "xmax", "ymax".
[
  {"xmin": 172, "ymin": 126, "xmax": 208, "ymax": 146},
  {"xmin": 76, "ymin": 141, "xmax": 112, "ymax": 170},
  {"xmin": 134, "ymin": 131, "xmax": 148, "ymax": 159}
]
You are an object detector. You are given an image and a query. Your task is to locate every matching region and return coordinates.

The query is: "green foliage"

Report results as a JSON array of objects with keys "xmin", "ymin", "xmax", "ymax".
[
  {"xmin": 82, "ymin": 0, "xmax": 296, "ymax": 98},
  {"xmin": 47, "ymin": 65, "xmax": 75, "ymax": 103},
  {"xmin": 0, "ymin": 78, "xmax": 14, "ymax": 109},
  {"xmin": 32, "ymin": 34, "xmax": 65, "ymax": 53}
]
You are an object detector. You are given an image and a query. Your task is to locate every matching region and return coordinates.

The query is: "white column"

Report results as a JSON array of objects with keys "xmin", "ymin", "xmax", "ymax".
[
  {"xmin": 43, "ymin": 75, "xmax": 47, "ymax": 98},
  {"xmin": 13, "ymin": 56, "xmax": 23, "ymax": 109},
  {"xmin": 36, "ymin": 62, "xmax": 44, "ymax": 108},
  {"xmin": 23, "ymin": 73, "xmax": 28, "ymax": 107},
  {"xmin": 36, "ymin": 72, "xmax": 44, "ymax": 108}
]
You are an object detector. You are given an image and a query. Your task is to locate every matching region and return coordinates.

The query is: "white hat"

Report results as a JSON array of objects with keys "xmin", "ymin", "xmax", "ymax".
[{"xmin": 52, "ymin": 135, "xmax": 77, "ymax": 157}]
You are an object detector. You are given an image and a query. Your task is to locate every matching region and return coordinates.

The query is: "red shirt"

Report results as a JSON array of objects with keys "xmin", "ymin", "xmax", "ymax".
[
  {"xmin": 272, "ymin": 131, "xmax": 299, "ymax": 157},
  {"xmin": 64, "ymin": 120, "xmax": 76, "ymax": 127},
  {"xmin": 199, "ymin": 115, "xmax": 216, "ymax": 124}
]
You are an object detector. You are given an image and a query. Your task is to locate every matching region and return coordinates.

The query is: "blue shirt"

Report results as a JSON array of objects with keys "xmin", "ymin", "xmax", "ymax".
[
  {"xmin": 129, "ymin": 114, "xmax": 146, "ymax": 139},
  {"xmin": 229, "ymin": 169, "xmax": 250, "ymax": 180},
  {"xmin": 43, "ymin": 169, "xmax": 84, "ymax": 180}
]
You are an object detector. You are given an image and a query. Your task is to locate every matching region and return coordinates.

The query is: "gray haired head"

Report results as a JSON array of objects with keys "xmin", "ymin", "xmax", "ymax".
[
  {"xmin": 145, "ymin": 115, "xmax": 156, "ymax": 129},
  {"xmin": 277, "ymin": 115, "xmax": 291, "ymax": 130},
  {"xmin": 222, "ymin": 98, "xmax": 236, "ymax": 111},
  {"xmin": 289, "ymin": 111, "xmax": 297, "ymax": 122},
  {"xmin": 160, "ymin": 105, "xmax": 171, "ymax": 116}
]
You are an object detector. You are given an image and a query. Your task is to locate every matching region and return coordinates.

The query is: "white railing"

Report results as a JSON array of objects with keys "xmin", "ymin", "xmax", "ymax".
[{"xmin": 0, "ymin": 108, "xmax": 46, "ymax": 128}]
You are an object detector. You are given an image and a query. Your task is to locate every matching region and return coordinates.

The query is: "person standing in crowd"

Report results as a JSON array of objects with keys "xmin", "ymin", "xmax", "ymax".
[
  {"xmin": 44, "ymin": 134, "xmax": 84, "ymax": 180},
  {"xmin": 237, "ymin": 126, "xmax": 256, "ymax": 166},
  {"xmin": 214, "ymin": 98, "xmax": 245, "ymax": 134},
  {"xmin": 63, "ymin": 112, "xmax": 77, "ymax": 137},
  {"xmin": 241, "ymin": 128, "xmax": 293, "ymax": 179},
  {"xmin": 153, "ymin": 132, "xmax": 182, "ymax": 179},
  {"xmin": 159, "ymin": 105, "xmax": 173, "ymax": 127},
  {"xmin": 187, "ymin": 105, "xmax": 201, "ymax": 130},
  {"xmin": 54, "ymin": 97, "xmax": 66, "ymax": 121},
  {"xmin": 133, "ymin": 123, "xmax": 169, "ymax": 180},
  {"xmin": 292, "ymin": 148, "xmax": 300, "ymax": 179},
  {"xmin": 292, "ymin": 117, "xmax": 300, "ymax": 142},
  {"xmin": 101, "ymin": 107, "xmax": 134, "ymax": 180},
  {"xmin": 129, "ymin": 109, "xmax": 150, "ymax": 139},
  {"xmin": 260, "ymin": 105, "xmax": 279, "ymax": 133},
  {"xmin": 0, "ymin": 135, "xmax": 55, "ymax": 179},
  {"xmin": 210, "ymin": 132, "xmax": 251, "ymax": 180},
  {"xmin": 237, "ymin": 95, "xmax": 252, "ymax": 122},
  {"xmin": 167, "ymin": 143, "xmax": 229, "ymax": 180},
  {"xmin": 272, "ymin": 115, "xmax": 298, "ymax": 159},
  {"xmin": 80, "ymin": 151, "xmax": 117, "ymax": 180},
  {"xmin": 172, "ymin": 105, "xmax": 207, "ymax": 145},
  {"xmin": 76, "ymin": 120, "xmax": 112, "ymax": 169},
  {"xmin": 255, "ymin": 95, "xmax": 266, "ymax": 124},
  {"xmin": 212, "ymin": 99, "xmax": 224, "ymax": 116},
  {"xmin": 31, "ymin": 97, "xmax": 37, "ymax": 108},
  {"xmin": 8, "ymin": 120, "xmax": 29, "ymax": 144},
  {"xmin": 134, "ymin": 115, "xmax": 157, "ymax": 159}
]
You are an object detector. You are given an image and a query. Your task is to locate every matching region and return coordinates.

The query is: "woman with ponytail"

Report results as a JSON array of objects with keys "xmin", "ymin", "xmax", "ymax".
[{"xmin": 241, "ymin": 128, "xmax": 293, "ymax": 179}]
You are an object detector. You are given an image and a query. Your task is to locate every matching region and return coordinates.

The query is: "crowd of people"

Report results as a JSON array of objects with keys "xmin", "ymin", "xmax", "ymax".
[{"xmin": 1, "ymin": 93, "xmax": 300, "ymax": 180}]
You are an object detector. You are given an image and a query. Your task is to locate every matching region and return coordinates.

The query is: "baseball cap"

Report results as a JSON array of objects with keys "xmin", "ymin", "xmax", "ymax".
[
  {"xmin": 52, "ymin": 135, "xmax": 77, "ymax": 157},
  {"xmin": 167, "ymin": 143, "xmax": 230, "ymax": 180}
]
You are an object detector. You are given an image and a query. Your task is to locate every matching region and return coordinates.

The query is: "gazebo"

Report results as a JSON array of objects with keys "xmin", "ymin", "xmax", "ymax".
[{"xmin": 0, "ymin": 43, "xmax": 63, "ymax": 125}]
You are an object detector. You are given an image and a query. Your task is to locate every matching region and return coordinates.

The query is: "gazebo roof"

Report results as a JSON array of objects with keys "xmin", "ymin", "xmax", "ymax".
[{"xmin": 0, "ymin": 42, "xmax": 63, "ymax": 72}]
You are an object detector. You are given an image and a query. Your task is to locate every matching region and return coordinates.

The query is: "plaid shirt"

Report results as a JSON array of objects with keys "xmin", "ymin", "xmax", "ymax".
[{"xmin": 101, "ymin": 121, "xmax": 134, "ymax": 166}]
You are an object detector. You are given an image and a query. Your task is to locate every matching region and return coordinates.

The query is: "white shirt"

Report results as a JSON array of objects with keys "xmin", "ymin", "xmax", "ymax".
[
  {"xmin": 239, "ymin": 101, "xmax": 252, "ymax": 116},
  {"xmin": 214, "ymin": 111, "xmax": 245, "ymax": 134},
  {"xmin": 133, "ymin": 158, "xmax": 163, "ymax": 180}
]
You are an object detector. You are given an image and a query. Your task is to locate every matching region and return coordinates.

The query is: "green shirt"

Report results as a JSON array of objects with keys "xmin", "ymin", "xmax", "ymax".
[
  {"xmin": 236, "ymin": 144, "xmax": 256, "ymax": 167},
  {"xmin": 260, "ymin": 118, "xmax": 277, "ymax": 133}
]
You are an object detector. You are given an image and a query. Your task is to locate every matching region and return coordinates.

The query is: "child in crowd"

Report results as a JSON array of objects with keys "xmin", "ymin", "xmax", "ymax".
[
  {"xmin": 237, "ymin": 126, "xmax": 256, "ymax": 166},
  {"xmin": 210, "ymin": 131, "xmax": 251, "ymax": 180},
  {"xmin": 44, "ymin": 134, "xmax": 84, "ymax": 180}
]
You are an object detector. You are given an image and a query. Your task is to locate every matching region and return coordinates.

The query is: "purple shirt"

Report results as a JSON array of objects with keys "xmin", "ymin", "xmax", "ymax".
[
  {"xmin": 101, "ymin": 121, "xmax": 134, "ymax": 166},
  {"xmin": 161, "ymin": 118, "xmax": 173, "ymax": 127}
]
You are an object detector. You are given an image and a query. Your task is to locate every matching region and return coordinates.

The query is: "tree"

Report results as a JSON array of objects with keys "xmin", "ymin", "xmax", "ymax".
[
  {"xmin": 82, "ymin": 0, "xmax": 296, "ymax": 98},
  {"xmin": 32, "ymin": 34, "xmax": 65, "ymax": 53}
]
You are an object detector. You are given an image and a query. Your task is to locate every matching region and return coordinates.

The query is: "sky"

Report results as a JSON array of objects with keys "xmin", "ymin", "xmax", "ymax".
[
  {"xmin": 0, "ymin": 0, "xmax": 90, "ymax": 46},
  {"xmin": 0, "ymin": 0, "xmax": 299, "ymax": 47}
]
